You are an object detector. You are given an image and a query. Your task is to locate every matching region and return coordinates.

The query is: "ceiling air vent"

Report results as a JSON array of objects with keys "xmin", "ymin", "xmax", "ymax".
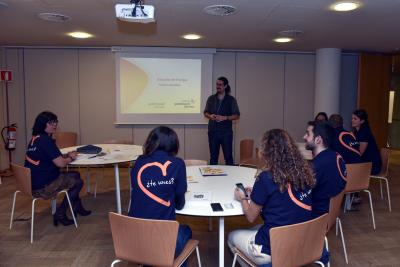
[
  {"xmin": 0, "ymin": 1, "xmax": 8, "ymax": 8},
  {"xmin": 203, "ymin": 5, "xmax": 237, "ymax": 16},
  {"xmin": 278, "ymin": 30, "xmax": 304, "ymax": 38},
  {"xmin": 37, "ymin": 12, "xmax": 71, "ymax": 22}
]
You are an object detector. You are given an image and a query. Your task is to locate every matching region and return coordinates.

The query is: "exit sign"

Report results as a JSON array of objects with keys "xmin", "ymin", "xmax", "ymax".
[{"xmin": 0, "ymin": 70, "xmax": 12, "ymax": 81}]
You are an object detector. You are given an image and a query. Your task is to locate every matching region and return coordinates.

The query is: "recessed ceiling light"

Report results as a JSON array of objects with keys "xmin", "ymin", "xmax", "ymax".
[
  {"xmin": 331, "ymin": 2, "xmax": 360, "ymax": 12},
  {"xmin": 182, "ymin": 34, "xmax": 202, "ymax": 40},
  {"xmin": 274, "ymin": 37, "xmax": 293, "ymax": 43},
  {"xmin": 67, "ymin": 31, "xmax": 93, "ymax": 39}
]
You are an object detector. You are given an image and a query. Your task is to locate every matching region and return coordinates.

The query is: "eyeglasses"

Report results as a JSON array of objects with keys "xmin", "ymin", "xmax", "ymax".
[{"xmin": 48, "ymin": 120, "xmax": 58, "ymax": 125}]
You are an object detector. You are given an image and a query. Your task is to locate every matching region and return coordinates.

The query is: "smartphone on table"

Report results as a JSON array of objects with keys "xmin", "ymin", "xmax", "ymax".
[
  {"xmin": 236, "ymin": 183, "xmax": 248, "ymax": 198},
  {"xmin": 210, "ymin": 203, "xmax": 224, "ymax": 212}
]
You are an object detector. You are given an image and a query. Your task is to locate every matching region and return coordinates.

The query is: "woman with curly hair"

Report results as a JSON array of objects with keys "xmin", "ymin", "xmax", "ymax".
[{"xmin": 228, "ymin": 129, "xmax": 316, "ymax": 265}]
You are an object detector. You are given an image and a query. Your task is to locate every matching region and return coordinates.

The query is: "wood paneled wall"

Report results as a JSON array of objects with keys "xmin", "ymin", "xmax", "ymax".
[{"xmin": 358, "ymin": 53, "xmax": 392, "ymax": 148}]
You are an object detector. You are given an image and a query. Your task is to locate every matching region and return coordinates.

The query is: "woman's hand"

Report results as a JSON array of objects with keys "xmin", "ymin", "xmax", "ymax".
[
  {"xmin": 245, "ymin": 187, "xmax": 252, "ymax": 196},
  {"xmin": 234, "ymin": 188, "xmax": 246, "ymax": 201}
]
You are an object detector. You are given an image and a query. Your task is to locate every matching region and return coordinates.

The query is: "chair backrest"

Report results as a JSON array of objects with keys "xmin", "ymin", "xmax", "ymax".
[
  {"xmin": 379, "ymin": 148, "xmax": 390, "ymax": 177},
  {"xmin": 327, "ymin": 190, "xmax": 345, "ymax": 231},
  {"xmin": 109, "ymin": 212, "xmax": 179, "ymax": 266},
  {"xmin": 53, "ymin": 132, "xmax": 77, "ymax": 149},
  {"xmin": 344, "ymin": 162, "xmax": 372, "ymax": 192},
  {"xmin": 103, "ymin": 139, "xmax": 133, "ymax": 145},
  {"xmin": 240, "ymin": 139, "xmax": 254, "ymax": 163},
  {"xmin": 270, "ymin": 214, "xmax": 328, "ymax": 267},
  {"xmin": 11, "ymin": 163, "xmax": 33, "ymax": 196},
  {"xmin": 184, "ymin": 159, "xmax": 207, "ymax": 166}
]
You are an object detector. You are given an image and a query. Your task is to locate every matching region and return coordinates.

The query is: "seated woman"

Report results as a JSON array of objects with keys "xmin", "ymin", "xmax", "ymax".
[
  {"xmin": 128, "ymin": 126, "xmax": 191, "ymax": 264},
  {"xmin": 352, "ymin": 109, "xmax": 382, "ymax": 175},
  {"xmin": 228, "ymin": 129, "xmax": 316, "ymax": 265},
  {"xmin": 315, "ymin": 111, "xmax": 328, "ymax": 122},
  {"xmin": 25, "ymin": 111, "xmax": 91, "ymax": 226}
]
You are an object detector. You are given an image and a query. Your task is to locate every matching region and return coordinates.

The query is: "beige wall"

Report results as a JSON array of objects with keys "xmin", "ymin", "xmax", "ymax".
[{"xmin": 4, "ymin": 48, "xmax": 317, "ymax": 165}]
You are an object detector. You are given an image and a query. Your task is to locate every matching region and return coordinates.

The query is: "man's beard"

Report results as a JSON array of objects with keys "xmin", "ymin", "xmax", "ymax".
[{"xmin": 305, "ymin": 142, "xmax": 315, "ymax": 151}]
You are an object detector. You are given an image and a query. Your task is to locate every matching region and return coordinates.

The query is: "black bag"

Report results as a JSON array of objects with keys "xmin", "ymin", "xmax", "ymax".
[{"xmin": 76, "ymin": 145, "xmax": 102, "ymax": 154}]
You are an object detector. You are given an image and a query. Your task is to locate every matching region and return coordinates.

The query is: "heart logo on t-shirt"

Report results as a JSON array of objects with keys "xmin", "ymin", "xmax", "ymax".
[
  {"xmin": 137, "ymin": 161, "xmax": 172, "ymax": 207},
  {"xmin": 339, "ymin": 132, "xmax": 361, "ymax": 156}
]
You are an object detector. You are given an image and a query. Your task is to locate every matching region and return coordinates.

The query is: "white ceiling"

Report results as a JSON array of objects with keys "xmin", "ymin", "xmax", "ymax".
[{"xmin": 0, "ymin": 0, "xmax": 399, "ymax": 52}]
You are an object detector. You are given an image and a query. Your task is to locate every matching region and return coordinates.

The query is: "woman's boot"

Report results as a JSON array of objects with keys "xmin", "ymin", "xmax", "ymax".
[
  {"xmin": 73, "ymin": 199, "xmax": 91, "ymax": 216},
  {"xmin": 53, "ymin": 204, "xmax": 74, "ymax": 226}
]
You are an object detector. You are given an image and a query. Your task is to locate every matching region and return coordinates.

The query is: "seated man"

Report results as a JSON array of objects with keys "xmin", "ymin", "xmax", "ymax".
[
  {"xmin": 329, "ymin": 114, "xmax": 362, "ymax": 164},
  {"xmin": 304, "ymin": 121, "xmax": 347, "ymax": 218},
  {"xmin": 303, "ymin": 121, "xmax": 348, "ymax": 264}
]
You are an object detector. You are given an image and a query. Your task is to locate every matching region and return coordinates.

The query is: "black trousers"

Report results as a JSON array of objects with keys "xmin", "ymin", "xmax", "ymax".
[{"xmin": 208, "ymin": 131, "xmax": 234, "ymax": 165}]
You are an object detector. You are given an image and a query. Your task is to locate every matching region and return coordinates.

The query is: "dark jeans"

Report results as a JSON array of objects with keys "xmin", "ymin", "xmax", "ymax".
[
  {"xmin": 175, "ymin": 224, "xmax": 192, "ymax": 266},
  {"xmin": 208, "ymin": 131, "xmax": 234, "ymax": 165}
]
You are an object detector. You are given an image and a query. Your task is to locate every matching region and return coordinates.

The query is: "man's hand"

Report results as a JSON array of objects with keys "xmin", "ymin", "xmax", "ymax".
[{"xmin": 68, "ymin": 151, "xmax": 78, "ymax": 160}]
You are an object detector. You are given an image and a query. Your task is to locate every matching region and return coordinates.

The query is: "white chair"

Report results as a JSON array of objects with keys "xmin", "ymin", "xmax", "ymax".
[
  {"xmin": 109, "ymin": 212, "xmax": 201, "ymax": 267},
  {"xmin": 370, "ymin": 148, "xmax": 391, "ymax": 212},
  {"xmin": 9, "ymin": 163, "xmax": 77, "ymax": 243},
  {"xmin": 232, "ymin": 214, "xmax": 329, "ymax": 267},
  {"xmin": 184, "ymin": 159, "xmax": 207, "ymax": 166},
  {"xmin": 344, "ymin": 162, "xmax": 375, "ymax": 229},
  {"xmin": 326, "ymin": 190, "xmax": 348, "ymax": 264}
]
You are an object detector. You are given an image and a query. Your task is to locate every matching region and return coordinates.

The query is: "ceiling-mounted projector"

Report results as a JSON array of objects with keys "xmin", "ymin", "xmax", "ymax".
[{"xmin": 115, "ymin": 3, "xmax": 155, "ymax": 23}]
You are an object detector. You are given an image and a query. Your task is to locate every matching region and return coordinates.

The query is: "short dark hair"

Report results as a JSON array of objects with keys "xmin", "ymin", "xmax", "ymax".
[
  {"xmin": 315, "ymin": 112, "xmax": 328, "ymax": 121},
  {"xmin": 32, "ymin": 111, "xmax": 58, "ymax": 136},
  {"xmin": 143, "ymin": 126, "xmax": 179, "ymax": 156},
  {"xmin": 217, "ymin": 76, "xmax": 231, "ymax": 94},
  {"xmin": 307, "ymin": 120, "xmax": 334, "ymax": 148},
  {"xmin": 329, "ymin": 114, "xmax": 343, "ymax": 128}
]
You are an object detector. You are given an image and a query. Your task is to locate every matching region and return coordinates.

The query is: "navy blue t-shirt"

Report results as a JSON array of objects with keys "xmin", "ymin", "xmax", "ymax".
[
  {"xmin": 354, "ymin": 126, "xmax": 382, "ymax": 175},
  {"xmin": 128, "ymin": 150, "xmax": 187, "ymax": 220},
  {"xmin": 331, "ymin": 127, "xmax": 362, "ymax": 164},
  {"xmin": 311, "ymin": 149, "xmax": 347, "ymax": 218},
  {"xmin": 24, "ymin": 134, "xmax": 62, "ymax": 190},
  {"xmin": 251, "ymin": 171, "xmax": 312, "ymax": 255},
  {"xmin": 203, "ymin": 94, "xmax": 240, "ymax": 132}
]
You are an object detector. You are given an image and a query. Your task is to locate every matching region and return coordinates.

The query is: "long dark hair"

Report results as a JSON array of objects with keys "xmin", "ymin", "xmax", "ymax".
[
  {"xmin": 217, "ymin": 76, "xmax": 231, "ymax": 94},
  {"xmin": 315, "ymin": 112, "xmax": 328, "ymax": 121},
  {"xmin": 32, "ymin": 111, "xmax": 58, "ymax": 136},
  {"xmin": 260, "ymin": 129, "xmax": 315, "ymax": 192},
  {"xmin": 143, "ymin": 126, "xmax": 179, "ymax": 156},
  {"xmin": 353, "ymin": 109, "xmax": 370, "ymax": 131}
]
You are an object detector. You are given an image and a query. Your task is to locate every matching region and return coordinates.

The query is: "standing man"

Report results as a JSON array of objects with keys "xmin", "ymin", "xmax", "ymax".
[
  {"xmin": 204, "ymin": 77, "xmax": 240, "ymax": 165},
  {"xmin": 303, "ymin": 121, "xmax": 347, "ymax": 218}
]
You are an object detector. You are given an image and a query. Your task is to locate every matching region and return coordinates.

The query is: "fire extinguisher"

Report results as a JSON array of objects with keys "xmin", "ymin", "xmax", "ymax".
[{"xmin": 1, "ymin": 123, "xmax": 17, "ymax": 151}]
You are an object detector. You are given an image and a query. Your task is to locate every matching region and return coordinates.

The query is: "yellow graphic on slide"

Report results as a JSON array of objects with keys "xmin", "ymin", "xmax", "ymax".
[
  {"xmin": 120, "ymin": 57, "xmax": 201, "ymax": 114},
  {"xmin": 120, "ymin": 58, "xmax": 148, "ymax": 113}
]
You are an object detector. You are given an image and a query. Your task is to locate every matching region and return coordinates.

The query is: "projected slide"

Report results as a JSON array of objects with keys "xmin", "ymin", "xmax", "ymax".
[{"xmin": 120, "ymin": 57, "xmax": 201, "ymax": 114}]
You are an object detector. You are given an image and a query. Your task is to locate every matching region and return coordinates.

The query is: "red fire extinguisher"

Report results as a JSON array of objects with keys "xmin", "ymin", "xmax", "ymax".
[{"xmin": 1, "ymin": 123, "xmax": 17, "ymax": 151}]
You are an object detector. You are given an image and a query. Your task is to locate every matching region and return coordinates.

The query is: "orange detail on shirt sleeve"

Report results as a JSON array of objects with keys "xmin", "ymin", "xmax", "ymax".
[
  {"xmin": 287, "ymin": 184, "xmax": 312, "ymax": 211},
  {"xmin": 336, "ymin": 154, "xmax": 347, "ymax": 181},
  {"xmin": 26, "ymin": 156, "xmax": 40, "ymax": 166}
]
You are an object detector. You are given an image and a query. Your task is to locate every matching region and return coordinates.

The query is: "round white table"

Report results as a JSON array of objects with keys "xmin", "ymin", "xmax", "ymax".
[
  {"xmin": 177, "ymin": 165, "xmax": 258, "ymax": 267},
  {"xmin": 61, "ymin": 144, "xmax": 142, "ymax": 214}
]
